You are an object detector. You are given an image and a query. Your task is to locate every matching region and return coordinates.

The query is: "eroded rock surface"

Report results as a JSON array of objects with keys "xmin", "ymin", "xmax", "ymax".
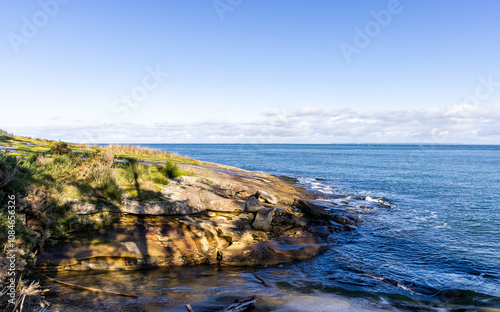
[
  {"xmin": 37, "ymin": 161, "xmax": 352, "ymax": 271},
  {"xmin": 245, "ymin": 195, "xmax": 265, "ymax": 213},
  {"xmin": 256, "ymin": 190, "xmax": 278, "ymax": 204},
  {"xmin": 251, "ymin": 207, "xmax": 275, "ymax": 230}
]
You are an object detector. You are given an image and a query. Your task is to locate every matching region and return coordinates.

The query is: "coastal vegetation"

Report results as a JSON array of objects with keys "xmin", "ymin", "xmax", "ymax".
[
  {"xmin": 0, "ymin": 130, "xmax": 354, "ymax": 311},
  {"xmin": 0, "ymin": 131, "xmax": 195, "ymax": 250},
  {"xmin": 0, "ymin": 131, "xmax": 203, "ymax": 310}
]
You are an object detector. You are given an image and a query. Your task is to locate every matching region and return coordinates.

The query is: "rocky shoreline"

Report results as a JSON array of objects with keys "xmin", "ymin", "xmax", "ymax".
[{"xmin": 37, "ymin": 160, "xmax": 359, "ymax": 271}]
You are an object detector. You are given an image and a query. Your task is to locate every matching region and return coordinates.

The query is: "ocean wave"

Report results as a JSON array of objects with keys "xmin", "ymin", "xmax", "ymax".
[
  {"xmin": 297, "ymin": 177, "xmax": 397, "ymax": 209},
  {"xmin": 297, "ymin": 177, "xmax": 335, "ymax": 194},
  {"xmin": 365, "ymin": 196, "xmax": 396, "ymax": 208}
]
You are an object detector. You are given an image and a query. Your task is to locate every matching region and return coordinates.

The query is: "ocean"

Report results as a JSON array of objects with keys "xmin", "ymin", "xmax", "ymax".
[{"xmin": 139, "ymin": 144, "xmax": 500, "ymax": 308}]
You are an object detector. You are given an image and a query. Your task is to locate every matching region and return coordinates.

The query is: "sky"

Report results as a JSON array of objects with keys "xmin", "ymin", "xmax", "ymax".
[{"xmin": 1, "ymin": 0, "xmax": 500, "ymax": 144}]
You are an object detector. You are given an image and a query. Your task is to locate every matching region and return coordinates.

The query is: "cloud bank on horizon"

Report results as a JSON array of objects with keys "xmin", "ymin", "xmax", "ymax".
[{"xmin": 7, "ymin": 103, "xmax": 500, "ymax": 144}]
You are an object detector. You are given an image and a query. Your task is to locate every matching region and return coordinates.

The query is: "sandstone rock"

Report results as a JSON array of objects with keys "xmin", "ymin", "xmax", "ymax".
[
  {"xmin": 70, "ymin": 201, "xmax": 99, "ymax": 214},
  {"xmin": 293, "ymin": 198, "xmax": 332, "ymax": 220},
  {"xmin": 256, "ymin": 190, "xmax": 278, "ymax": 204},
  {"xmin": 200, "ymin": 190, "xmax": 244, "ymax": 212},
  {"xmin": 245, "ymin": 196, "xmax": 265, "ymax": 213},
  {"xmin": 160, "ymin": 184, "xmax": 205, "ymax": 210},
  {"xmin": 252, "ymin": 207, "xmax": 275, "ymax": 230},
  {"xmin": 212, "ymin": 187, "xmax": 236, "ymax": 198},
  {"xmin": 180, "ymin": 176, "xmax": 207, "ymax": 185},
  {"xmin": 37, "ymin": 157, "xmax": 348, "ymax": 272},
  {"xmin": 65, "ymin": 199, "xmax": 120, "ymax": 215},
  {"xmin": 220, "ymin": 237, "xmax": 328, "ymax": 266},
  {"xmin": 310, "ymin": 226, "xmax": 331, "ymax": 237},
  {"xmin": 180, "ymin": 176, "xmax": 235, "ymax": 198},
  {"xmin": 293, "ymin": 198, "xmax": 357, "ymax": 225},
  {"xmin": 120, "ymin": 199, "xmax": 204, "ymax": 215},
  {"xmin": 267, "ymin": 241, "xmax": 326, "ymax": 261}
]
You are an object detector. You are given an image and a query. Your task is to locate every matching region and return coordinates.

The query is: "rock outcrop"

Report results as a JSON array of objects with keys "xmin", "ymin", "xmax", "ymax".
[
  {"xmin": 256, "ymin": 190, "xmax": 278, "ymax": 204},
  {"xmin": 119, "ymin": 199, "xmax": 205, "ymax": 215},
  {"xmin": 37, "ymin": 161, "xmax": 352, "ymax": 271},
  {"xmin": 293, "ymin": 197, "xmax": 359, "ymax": 227},
  {"xmin": 251, "ymin": 207, "xmax": 275, "ymax": 230},
  {"xmin": 245, "ymin": 195, "xmax": 265, "ymax": 213}
]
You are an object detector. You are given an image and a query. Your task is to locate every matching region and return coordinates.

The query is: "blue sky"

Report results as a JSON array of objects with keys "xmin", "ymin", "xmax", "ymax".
[{"xmin": 1, "ymin": 0, "xmax": 500, "ymax": 143}]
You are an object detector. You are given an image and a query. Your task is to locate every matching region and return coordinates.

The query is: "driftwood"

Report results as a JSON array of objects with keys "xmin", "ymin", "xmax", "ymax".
[
  {"xmin": 220, "ymin": 295, "xmax": 257, "ymax": 312},
  {"xmin": 185, "ymin": 295, "xmax": 256, "ymax": 312},
  {"xmin": 40, "ymin": 274, "xmax": 138, "ymax": 298},
  {"xmin": 251, "ymin": 273, "xmax": 271, "ymax": 288}
]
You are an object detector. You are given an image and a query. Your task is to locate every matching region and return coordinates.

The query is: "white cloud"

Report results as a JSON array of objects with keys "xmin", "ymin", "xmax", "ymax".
[{"xmin": 5, "ymin": 103, "xmax": 500, "ymax": 144}]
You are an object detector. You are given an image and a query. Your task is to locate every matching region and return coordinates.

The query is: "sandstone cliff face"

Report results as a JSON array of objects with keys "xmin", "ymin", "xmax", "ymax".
[{"xmin": 37, "ymin": 161, "xmax": 349, "ymax": 271}]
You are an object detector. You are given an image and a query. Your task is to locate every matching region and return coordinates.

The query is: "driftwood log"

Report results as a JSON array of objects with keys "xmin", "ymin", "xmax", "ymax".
[{"xmin": 40, "ymin": 274, "xmax": 138, "ymax": 299}]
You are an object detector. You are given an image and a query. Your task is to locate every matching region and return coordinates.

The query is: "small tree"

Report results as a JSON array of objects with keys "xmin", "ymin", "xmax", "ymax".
[
  {"xmin": 0, "ymin": 129, "xmax": 12, "ymax": 139},
  {"xmin": 49, "ymin": 142, "xmax": 71, "ymax": 155}
]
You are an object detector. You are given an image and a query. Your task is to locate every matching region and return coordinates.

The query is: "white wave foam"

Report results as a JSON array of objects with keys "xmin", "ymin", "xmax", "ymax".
[
  {"xmin": 298, "ymin": 177, "xmax": 335, "ymax": 195},
  {"xmin": 365, "ymin": 196, "xmax": 396, "ymax": 208}
]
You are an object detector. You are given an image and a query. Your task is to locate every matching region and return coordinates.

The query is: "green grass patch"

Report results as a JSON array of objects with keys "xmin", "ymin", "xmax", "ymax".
[{"xmin": 158, "ymin": 161, "xmax": 182, "ymax": 179}]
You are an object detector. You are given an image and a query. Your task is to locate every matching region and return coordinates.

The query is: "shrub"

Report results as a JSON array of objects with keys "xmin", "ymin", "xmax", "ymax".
[
  {"xmin": 0, "ymin": 154, "xmax": 18, "ymax": 187},
  {"xmin": 0, "ymin": 129, "xmax": 12, "ymax": 139},
  {"xmin": 49, "ymin": 142, "xmax": 71, "ymax": 155},
  {"xmin": 44, "ymin": 154, "xmax": 82, "ymax": 182},
  {"xmin": 0, "ymin": 155, "xmax": 37, "ymax": 252},
  {"xmin": 122, "ymin": 158, "xmax": 139, "ymax": 183},
  {"xmin": 152, "ymin": 176, "xmax": 170, "ymax": 185},
  {"xmin": 97, "ymin": 176, "xmax": 122, "ymax": 203},
  {"xmin": 79, "ymin": 152, "xmax": 115, "ymax": 185},
  {"xmin": 0, "ymin": 154, "xmax": 32, "ymax": 201},
  {"xmin": 158, "ymin": 161, "xmax": 181, "ymax": 179}
]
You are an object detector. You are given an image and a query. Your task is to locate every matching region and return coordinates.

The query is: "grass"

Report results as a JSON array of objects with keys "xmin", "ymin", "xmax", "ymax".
[
  {"xmin": 97, "ymin": 176, "xmax": 122, "ymax": 203},
  {"xmin": 0, "ymin": 131, "xmax": 198, "ymax": 165},
  {"xmin": 117, "ymin": 159, "xmax": 169, "ymax": 201},
  {"xmin": 158, "ymin": 161, "xmax": 182, "ymax": 179},
  {"xmin": 56, "ymin": 212, "xmax": 115, "ymax": 235},
  {"xmin": 0, "ymin": 131, "xmax": 203, "ymax": 266},
  {"xmin": 102, "ymin": 144, "xmax": 198, "ymax": 164}
]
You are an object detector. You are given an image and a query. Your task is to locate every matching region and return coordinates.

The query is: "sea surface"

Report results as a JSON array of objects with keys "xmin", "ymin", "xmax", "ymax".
[{"xmin": 50, "ymin": 144, "xmax": 500, "ymax": 311}]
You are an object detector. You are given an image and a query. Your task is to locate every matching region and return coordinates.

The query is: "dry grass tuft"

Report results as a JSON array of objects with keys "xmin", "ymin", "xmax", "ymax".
[{"xmin": 102, "ymin": 144, "xmax": 198, "ymax": 164}]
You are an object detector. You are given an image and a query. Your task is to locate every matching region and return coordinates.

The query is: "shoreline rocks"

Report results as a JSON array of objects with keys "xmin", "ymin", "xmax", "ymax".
[
  {"xmin": 37, "ymin": 162, "xmax": 355, "ymax": 271},
  {"xmin": 245, "ymin": 195, "xmax": 265, "ymax": 213},
  {"xmin": 256, "ymin": 190, "xmax": 278, "ymax": 204},
  {"xmin": 251, "ymin": 207, "xmax": 275, "ymax": 230},
  {"xmin": 119, "ymin": 199, "xmax": 205, "ymax": 215}
]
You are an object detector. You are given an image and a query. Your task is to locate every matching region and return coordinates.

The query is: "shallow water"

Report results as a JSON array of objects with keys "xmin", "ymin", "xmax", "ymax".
[
  {"xmin": 47, "ymin": 144, "xmax": 500, "ymax": 310},
  {"xmin": 45, "ymin": 266, "xmax": 398, "ymax": 311}
]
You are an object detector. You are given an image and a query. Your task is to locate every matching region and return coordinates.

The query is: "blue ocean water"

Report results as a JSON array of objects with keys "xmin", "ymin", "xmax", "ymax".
[{"xmin": 139, "ymin": 144, "xmax": 500, "ymax": 306}]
